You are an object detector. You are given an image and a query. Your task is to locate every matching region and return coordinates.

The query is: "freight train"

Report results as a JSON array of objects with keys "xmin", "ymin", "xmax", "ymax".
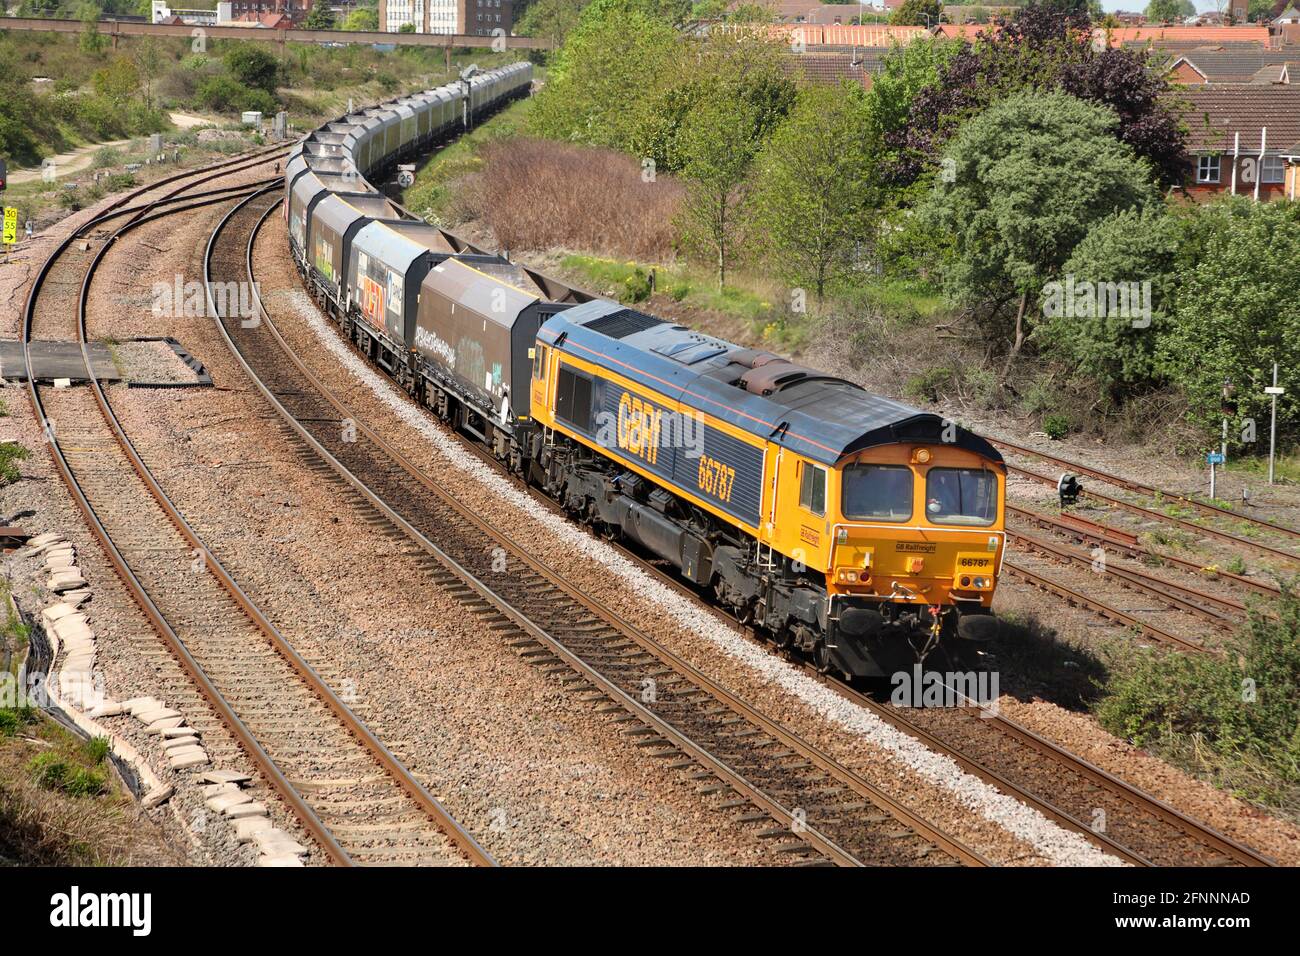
[{"xmin": 283, "ymin": 62, "xmax": 1008, "ymax": 679}]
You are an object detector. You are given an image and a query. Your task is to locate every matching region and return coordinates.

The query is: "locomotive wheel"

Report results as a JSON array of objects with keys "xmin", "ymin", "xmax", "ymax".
[{"xmin": 814, "ymin": 641, "xmax": 833, "ymax": 674}]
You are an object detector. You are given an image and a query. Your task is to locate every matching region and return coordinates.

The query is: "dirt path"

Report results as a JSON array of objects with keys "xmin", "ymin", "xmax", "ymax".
[{"xmin": 7, "ymin": 113, "xmax": 216, "ymax": 185}]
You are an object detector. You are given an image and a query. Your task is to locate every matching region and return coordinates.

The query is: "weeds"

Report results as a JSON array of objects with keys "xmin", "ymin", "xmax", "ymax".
[
  {"xmin": 473, "ymin": 137, "xmax": 684, "ymax": 260},
  {"xmin": 1096, "ymin": 585, "xmax": 1300, "ymax": 810}
]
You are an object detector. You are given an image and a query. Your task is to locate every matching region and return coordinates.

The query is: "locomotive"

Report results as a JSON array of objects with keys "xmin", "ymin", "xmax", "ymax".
[{"xmin": 285, "ymin": 62, "xmax": 1007, "ymax": 679}]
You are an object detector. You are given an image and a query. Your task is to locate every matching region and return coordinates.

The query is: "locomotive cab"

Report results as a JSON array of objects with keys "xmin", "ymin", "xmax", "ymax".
[{"xmin": 826, "ymin": 445, "xmax": 1004, "ymax": 609}]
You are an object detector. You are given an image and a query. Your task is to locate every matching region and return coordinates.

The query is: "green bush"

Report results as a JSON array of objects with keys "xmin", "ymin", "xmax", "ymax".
[
  {"xmin": 1096, "ymin": 586, "xmax": 1300, "ymax": 805},
  {"xmin": 63, "ymin": 766, "xmax": 107, "ymax": 798},
  {"xmin": 0, "ymin": 441, "xmax": 30, "ymax": 485},
  {"xmin": 1042, "ymin": 413, "xmax": 1072, "ymax": 440},
  {"xmin": 85, "ymin": 736, "xmax": 110, "ymax": 763},
  {"xmin": 195, "ymin": 74, "xmax": 275, "ymax": 115},
  {"xmin": 621, "ymin": 268, "xmax": 652, "ymax": 303},
  {"xmin": 0, "ymin": 707, "xmax": 37, "ymax": 736},
  {"xmin": 224, "ymin": 45, "xmax": 279, "ymax": 94},
  {"xmin": 904, "ymin": 366, "xmax": 954, "ymax": 403},
  {"xmin": 28, "ymin": 752, "xmax": 69, "ymax": 790}
]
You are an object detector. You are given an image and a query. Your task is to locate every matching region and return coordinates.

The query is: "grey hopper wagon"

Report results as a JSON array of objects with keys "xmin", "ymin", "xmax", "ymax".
[
  {"xmin": 415, "ymin": 256, "xmax": 571, "ymax": 423},
  {"xmin": 346, "ymin": 220, "xmax": 457, "ymax": 349},
  {"xmin": 306, "ymin": 194, "xmax": 400, "ymax": 296}
]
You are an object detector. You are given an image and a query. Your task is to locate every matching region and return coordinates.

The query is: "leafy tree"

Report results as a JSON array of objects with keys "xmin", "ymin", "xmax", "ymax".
[
  {"xmin": 1145, "ymin": 0, "xmax": 1183, "ymax": 22},
  {"xmin": 890, "ymin": 5, "xmax": 1186, "ymax": 187},
  {"xmin": 79, "ymin": 4, "xmax": 106, "ymax": 54},
  {"xmin": 1034, "ymin": 205, "xmax": 1181, "ymax": 397},
  {"xmin": 864, "ymin": 36, "xmax": 961, "ymax": 168},
  {"xmin": 530, "ymin": 0, "xmax": 680, "ymax": 149},
  {"xmin": 518, "ymin": 0, "xmax": 590, "ymax": 49},
  {"xmin": 626, "ymin": 26, "xmax": 795, "ymax": 172},
  {"xmin": 398, "ymin": 22, "xmax": 416, "ymax": 32},
  {"xmin": 674, "ymin": 94, "xmax": 761, "ymax": 290},
  {"xmin": 306, "ymin": 2, "xmax": 336, "ymax": 29},
  {"xmin": 134, "ymin": 36, "xmax": 164, "ymax": 111},
  {"xmin": 890, "ymin": 0, "xmax": 941, "ymax": 25},
  {"xmin": 225, "ymin": 45, "xmax": 280, "ymax": 94},
  {"xmin": 343, "ymin": 7, "xmax": 380, "ymax": 30},
  {"xmin": 1158, "ymin": 199, "xmax": 1300, "ymax": 442},
  {"xmin": 92, "ymin": 56, "xmax": 140, "ymax": 108},
  {"xmin": 920, "ymin": 91, "xmax": 1157, "ymax": 380},
  {"xmin": 750, "ymin": 85, "xmax": 878, "ymax": 301}
]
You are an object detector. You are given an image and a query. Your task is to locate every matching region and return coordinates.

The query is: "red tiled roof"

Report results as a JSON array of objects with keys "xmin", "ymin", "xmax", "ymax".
[
  {"xmin": 1175, "ymin": 84, "xmax": 1300, "ymax": 154},
  {"xmin": 780, "ymin": 51, "xmax": 883, "ymax": 88},
  {"xmin": 1098, "ymin": 26, "xmax": 1272, "ymax": 48}
]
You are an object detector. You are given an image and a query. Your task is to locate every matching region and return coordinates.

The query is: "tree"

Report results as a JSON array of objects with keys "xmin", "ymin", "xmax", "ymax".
[
  {"xmin": 134, "ymin": 36, "xmax": 164, "ymax": 111},
  {"xmin": 92, "ymin": 55, "xmax": 140, "ymax": 108},
  {"xmin": 889, "ymin": 5, "xmax": 1187, "ymax": 187},
  {"xmin": 750, "ymin": 85, "xmax": 878, "ymax": 301},
  {"xmin": 890, "ymin": 0, "xmax": 941, "ymax": 26},
  {"xmin": 305, "ymin": 2, "xmax": 336, "ymax": 29},
  {"xmin": 1158, "ymin": 199, "xmax": 1300, "ymax": 442},
  {"xmin": 920, "ymin": 91, "xmax": 1157, "ymax": 381},
  {"xmin": 529, "ymin": 0, "xmax": 680, "ymax": 150},
  {"xmin": 79, "ymin": 4, "xmax": 106, "ymax": 54},
  {"xmin": 343, "ymin": 7, "xmax": 379, "ymax": 30},
  {"xmin": 225, "ymin": 45, "xmax": 280, "ymax": 94},
  {"xmin": 674, "ymin": 94, "xmax": 761, "ymax": 290},
  {"xmin": 1145, "ymin": 0, "xmax": 1183, "ymax": 22},
  {"xmin": 518, "ymin": 0, "xmax": 590, "ymax": 50},
  {"xmin": 1034, "ymin": 205, "xmax": 1182, "ymax": 397}
]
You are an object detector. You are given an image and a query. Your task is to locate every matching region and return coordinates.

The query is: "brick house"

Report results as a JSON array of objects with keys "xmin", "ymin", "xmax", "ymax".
[{"xmin": 1176, "ymin": 85, "xmax": 1300, "ymax": 200}]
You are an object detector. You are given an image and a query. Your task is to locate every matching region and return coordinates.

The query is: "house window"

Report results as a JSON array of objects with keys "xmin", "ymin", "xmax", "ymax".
[
  {"xmin": 1262, "ymin": 155, "xmax": 1285, "ymax": 184},
  {"xmin": 799, "ymin": 462, "xmax": 826, "ymax": 517},
  {"xmin": 1197, "ymin": 154, "xmax": 1220, "ymax": 184}
]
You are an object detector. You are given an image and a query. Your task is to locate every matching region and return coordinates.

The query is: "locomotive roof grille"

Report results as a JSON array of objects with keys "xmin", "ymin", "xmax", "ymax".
[{"xmin": 584, "ymin": 309, "xmax": 668, "ymax": 340}]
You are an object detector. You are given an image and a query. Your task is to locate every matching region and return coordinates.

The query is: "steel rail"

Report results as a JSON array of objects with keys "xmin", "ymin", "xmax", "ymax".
[
  {"xmin": 1006, "ymin": 462, "xmax": 1300, "ymax": 567},
  {"xmin": 238, "ymin": 196, "xmax": 990, "ymax": 868},
  {"xmin": 452, "ymin": 425, "xmax": 1283, "ymax": 865},
  {"xmin": 1007, "ymin": 528, "xmax": 1246, "ymax": 624},
  {"xmin": 993, "ymin": 437, "xmax": 1300, "ymax": 543},
  {"xmin": 1002, "ymin": 560, "xmax": 1206, "ymax": 652},
  {"xmin": 190, "ymin": 188, "xmax": 493, "ymax": 865},
  {"xmin": 511, "ymin": 473, "xmax": 1275, "ymax": 865},
  {"xmin": 22, "ymin": 157, "xmax": 352, "ymax": 865},
  {"xmin": 1006, "ymin": 504, "xmax": 1283, "ymax": 600}
]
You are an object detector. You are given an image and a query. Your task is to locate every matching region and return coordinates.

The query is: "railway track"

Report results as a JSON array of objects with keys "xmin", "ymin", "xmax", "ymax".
[
  {"xmin": 1002, "ymin": 447, "xmax": 1300, "ymax": 568},
  {"xmin": 993, "ymin": 437, "xmax": 1300, "ymax": 543},
  {"xmin": 23, "ymin": 158, "xmax": 492, "ymax": 867},
  {"xmin": 488, "ymin": 467, "xmax": 1273, "ymax": 865},
  {"xmin": 512, "ymin": 483, "xmax": 1273, "ymax": 865},
  {"xmin": 225, "ymin": 190, "xmax": 994, "ymax": 867},
  {"xmin": 254, "ymin": 192, "xmax": 1275, "ymax": 868},
  {"xmin": 1007, "ymin": 504, "xmax": 1282, "ymax": 600}
]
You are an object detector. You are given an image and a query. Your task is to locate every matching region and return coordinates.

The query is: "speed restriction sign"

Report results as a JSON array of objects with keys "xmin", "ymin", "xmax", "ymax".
[{"xmin": 2, "ymin": 207, "xmax": 17, "ymax": 245}]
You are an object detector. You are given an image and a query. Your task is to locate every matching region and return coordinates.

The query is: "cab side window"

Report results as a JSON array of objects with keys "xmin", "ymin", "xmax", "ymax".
[
  {"xmin": 799, "ymin": 462, "xmax": 826, "ymax": 517},
  {"xmin": 532, "ymin": 345, "xmax": 547, "ymax": 381}
]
